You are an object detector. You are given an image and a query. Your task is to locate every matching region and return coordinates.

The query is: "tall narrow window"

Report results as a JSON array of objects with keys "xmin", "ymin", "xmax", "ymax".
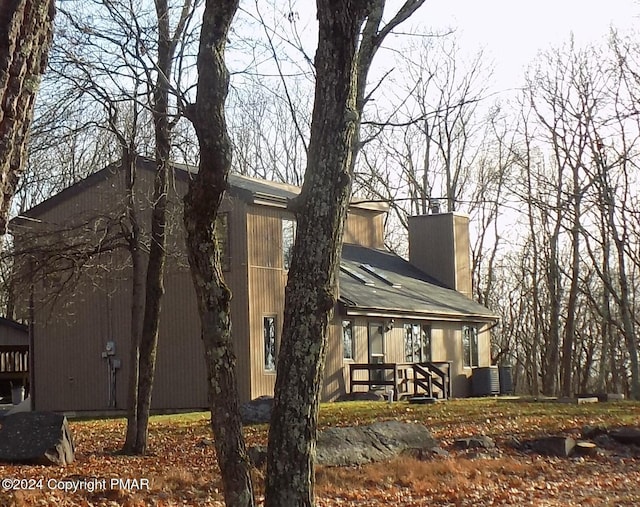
[
  {"xmin": 462, "ymin": 325, "xmax": 479, "ymax": 368},
  {"xmin": 404, "ymin": 323, "xmax": 431, "ymax": 362},
  {"xmin": 264, "ymin": 316, "xmax": 276, "ymax": 371},
  {"xmin": 215, "ymin": 213, "xmax": 230, "ymax": 271},
  {"xmin": 422, "ymin": 325, "xmax": 432, "ymax": 362},
  {"xmin": 282, "ymin": 218, "xmax": 296, "ymax": 270},
  {"xmin": 342, "ymin": 320, "xmax": 354, "ymax": 360}
]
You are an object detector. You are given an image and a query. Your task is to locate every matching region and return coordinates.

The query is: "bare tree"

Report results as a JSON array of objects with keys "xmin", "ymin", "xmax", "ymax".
[
  {"xmin": 265, "ymin": 2, "xmax": 426, "ymax": 505},
  {"xmin": 182, "ymin": 1, "xmax": 254, "ymax": 505}
]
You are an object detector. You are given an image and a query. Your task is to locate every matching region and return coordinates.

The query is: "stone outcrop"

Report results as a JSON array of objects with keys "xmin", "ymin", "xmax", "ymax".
[
  {"xmin": 0, "ymin": 412, "xmax": 75, "ymax": 465},
  {"xmin": 315, "ymin": 420, "xmax": 439, "ymax": 466},
  {"xmin": 240, "ymin": 396, "xmax": 273, "ymax": 425}
]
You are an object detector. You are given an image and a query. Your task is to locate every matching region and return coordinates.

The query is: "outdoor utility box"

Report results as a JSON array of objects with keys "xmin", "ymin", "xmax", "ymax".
[{"xmin": 472, "ymin": 366, "xmax": 500, "ymax": 396}]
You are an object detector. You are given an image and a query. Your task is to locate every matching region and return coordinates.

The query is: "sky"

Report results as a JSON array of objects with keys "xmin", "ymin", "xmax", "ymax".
[{"xmin": 407, "ymin": 0, "xmax": 640, "ymax": 92}]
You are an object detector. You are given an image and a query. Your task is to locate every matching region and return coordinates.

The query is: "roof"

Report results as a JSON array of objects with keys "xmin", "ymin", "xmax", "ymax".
[
  {"xmin": 339, "ymin": 244, "xmax": 497, "ymax": 322},
  {"xmin": 17, "ymin": 158, "xmax": 387, "ymax": 220},
  {"xmin": 0, "ymin": 317, "xmax": 28, "ymax": 347}
]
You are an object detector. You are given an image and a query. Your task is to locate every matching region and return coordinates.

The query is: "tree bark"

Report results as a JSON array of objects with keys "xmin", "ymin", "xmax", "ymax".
[
  {"xmin": 0, "ymin": 0, "xmax": 55, "ymax": 238},
  {"xmin": 132, "ymin": 0, "xmax": 172, "ymax": 455},
  {"xmin": 183, "ymin": 1, "xmax": 254, "ymax": 505},
  {"xmin": 122, "ymin": 148, "xmax": 144, "ymax": 452},
  {"xmin": 264, "ymin": 3, "xmax": 368, "ymax": 506}
]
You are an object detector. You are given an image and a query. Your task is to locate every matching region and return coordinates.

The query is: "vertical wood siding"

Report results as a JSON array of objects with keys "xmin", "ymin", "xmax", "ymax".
[
  {"xmin": 28, "ymin": 168, "xmax": 253, "ymax": 411},
  {"xmin": 343, "ymin": 209, "xmax": 384, "ymax": 249},
  {"xmin": 246, "ymin": 205, "xmax": 288, "ymax": 398}
]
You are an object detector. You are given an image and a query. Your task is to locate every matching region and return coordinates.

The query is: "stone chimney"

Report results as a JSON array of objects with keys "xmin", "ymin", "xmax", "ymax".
[{"xmin": 408, "ymin": 212, "xmax": 472, "ymax": 298}]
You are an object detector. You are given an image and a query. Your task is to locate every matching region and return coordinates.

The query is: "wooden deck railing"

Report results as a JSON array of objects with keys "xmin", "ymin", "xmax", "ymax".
[
  {"xmin": 0, "ymin": 345, "xmax": 29, "ymax": 382},
  {"xmin": 349, "ymin": 361, "xmax": 451, "ymax": 400}
]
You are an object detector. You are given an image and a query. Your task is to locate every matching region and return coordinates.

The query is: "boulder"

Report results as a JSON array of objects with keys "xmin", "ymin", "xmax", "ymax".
[
  {"xmin": 240, "ymin": 396, "xmax": 273, "ymax": 425},
  {"xmin": 6, "ymin": 396, "xmax": 31, "ymax": 416},
  {"xmin": 315, "ymin": 420, "xmax": 439, "ymax": 466},
  {"xmin": 527, "ymin": 436, "xmax": 576, "ymax": 457},
  {"xmin": 609, "ymin": 427, "xmax": 640, "ymax": 445},
  {"xmin": 0, "ymin": 412, "xmax": 74, "ymax": 465},
  {"xmin": 335, "ymin": 391, "xmax": 385, "ymax": 402},
  {"xmin": 453, "ymin": 435, "xmax": 495, "ymax": 450}
]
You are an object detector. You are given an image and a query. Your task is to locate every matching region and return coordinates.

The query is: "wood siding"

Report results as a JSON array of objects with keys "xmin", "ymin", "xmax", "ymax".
[
  {"xmin": 333, "ymin": 317, "xmax": 493, "ymax": 399},
  {"xmin": 246, "ymin": 205, "xmax": 287, "ymax": 398},
  {"xmin": 408, "ymin": 213, "xmax": 472, "ymax": 297},
  {"xmin": 24, "ymin": 167, "xmax": 252, "ymax": 411},
  {"xmin": 0, "ymin": 320, "xmax": 27, "ymax": 347},
  {"xmin": 343, "ymin": 208, "xmax": 384, "ymax": 249}
]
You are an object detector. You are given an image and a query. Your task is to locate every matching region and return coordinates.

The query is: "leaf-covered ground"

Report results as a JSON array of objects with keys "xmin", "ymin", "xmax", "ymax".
[{"xmin": 1, "ymin": 398, "xmax": 639, "ymax": 506}]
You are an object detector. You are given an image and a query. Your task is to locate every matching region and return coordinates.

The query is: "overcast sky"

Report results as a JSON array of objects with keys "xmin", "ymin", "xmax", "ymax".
[{"xmin": 416, "ymin": 0, "xmax": 640, "ymax": 91}]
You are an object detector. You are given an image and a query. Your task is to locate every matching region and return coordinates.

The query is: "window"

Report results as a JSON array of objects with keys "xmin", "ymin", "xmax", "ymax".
[
  {"xmin": 282, "ymin": 218, "xmax": 296, "ymax": 270},
  {"xmin": 404, "ymin": 323, "xmax": 431, "ymax": 362},
  {"xmin": 215, "ymin": 213, "xmax": 230, "ymax": 271},
  {"xmin": 342, "ymin": 320, "xmax": 354, "ymax": 360},
  {"xmin": 462, "ymin": 325, "xmax": 479, "ymax": 368},
  {"xmin": 264, "ymin": 316, "xmax": 276, "ymax": 371}
]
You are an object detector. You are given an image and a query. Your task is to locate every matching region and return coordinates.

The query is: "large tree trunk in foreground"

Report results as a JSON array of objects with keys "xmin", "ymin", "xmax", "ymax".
[
  {"xmin": 264, "ymin": 3, "xmax": 367, "ymax": 506},
  {"xmin": 0, "ymin": 0, "xmax": 55, "ymax": 237},
  {"xmin": 183, "ymin": 1, "xmax": 253, "ymax": 505}
]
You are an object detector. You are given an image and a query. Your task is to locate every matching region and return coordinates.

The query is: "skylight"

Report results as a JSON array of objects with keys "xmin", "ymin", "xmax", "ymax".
[
  {"xmin": 359, "ymin": 263, "xmax": 402, "ymax": 288},
  {"xmin": 340, "ymin": 264, "xmax": 375, "ymax": 286}
]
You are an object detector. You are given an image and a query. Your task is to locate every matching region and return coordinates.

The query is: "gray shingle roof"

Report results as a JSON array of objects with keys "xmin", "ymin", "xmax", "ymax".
[{"xmin": 339, "ymin": 244, "xmax": 497, "ymax": 321}]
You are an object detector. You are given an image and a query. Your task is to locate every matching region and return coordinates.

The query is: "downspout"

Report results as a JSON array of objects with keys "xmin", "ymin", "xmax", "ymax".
[{"xmin": 28, "ymin": 281, "xmax": 35, "ymax": 411}]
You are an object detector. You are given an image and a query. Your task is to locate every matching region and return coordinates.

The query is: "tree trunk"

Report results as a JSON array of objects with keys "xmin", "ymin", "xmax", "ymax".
[
  {"xmin": 183, "ymin": 1, "xmax": 254, "ymax": 505},
  {"xmin": 264, "ymin": 3, "xmax": 367, "ymax": 506},
  {"xmin": 0, "ymin": 0, "xmax": 55, "ymax": 238},
  {"xmin": 561, "ymin": 168, "xmax": 582, "ymax": 398},
  {"xmin": 122, "ymin": 149, "xmax": 144, "ymax": 452},
  {"xmin": 132, "ymin": 0, "xmax": 172, "ymax": 455}
]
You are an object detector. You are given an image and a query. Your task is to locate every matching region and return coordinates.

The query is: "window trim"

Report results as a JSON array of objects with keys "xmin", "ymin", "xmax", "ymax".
[
  {"xmin": 462, "ymin": 324, "xmax": 479, "ymax": 368},
  {"xmin": 404, "ymin": 323, "xmax": 431, "ymax": 363},
  {"xmin": 282, "ymin": 217, "xmax": 296, "ymax": 270},
  {"xmin": 342, "ymin": 319, "xmax": 354, "ymax": 361},
  {"xmin": 263, "ymin": 315, "xmax": 277, "ymax": 372}
]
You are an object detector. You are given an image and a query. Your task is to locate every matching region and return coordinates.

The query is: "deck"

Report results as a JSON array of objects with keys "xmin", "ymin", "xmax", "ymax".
[
  {"xmin": 0, "ymin": 345, "xmax": 29, "ymax": 383},
  {"xmin": 349, "ymin": 361, "xmax": 452, "ymax": 400}
]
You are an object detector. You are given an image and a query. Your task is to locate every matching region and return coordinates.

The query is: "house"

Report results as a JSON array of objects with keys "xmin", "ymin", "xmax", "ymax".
[
  {"xmin": 11, "ymin": 158, "xmax": 498, "ymax": 413},
  {"xmin": 0, "ymin": 316, "xmax": 29, "ymax": 404}
]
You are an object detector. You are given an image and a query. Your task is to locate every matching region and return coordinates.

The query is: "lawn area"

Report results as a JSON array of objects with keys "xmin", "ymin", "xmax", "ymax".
[{"xmin": 1, "ymin": 398, "xmax": 640, "ymax": 506}]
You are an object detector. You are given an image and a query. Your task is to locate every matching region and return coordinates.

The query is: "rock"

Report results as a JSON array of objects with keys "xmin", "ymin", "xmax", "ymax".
[
  {"xmin": 402, "ymin": 446, "xmax": 449, "ymax": 460},
  {"xmin": 335, "ymin": 391, "xmax": 384, "ymax": 402},
  {"xmin": 0, "ymin": 412, "xmax": 75, "ymax": 465},
  {"xmin": 239, "ymin": 396, "xmax": 273, "ymax": 425},
  {"xmin": 408, "ymin": 396, "xmax": 438, "ymax": 404},
  {"xmin": 528, "ymin": 436, "xmax": 576, "ymax": 457},
  {"xmin": 577, "ymin": 397, "xmax": 599, "ymax": 405},
  {"xmin": 316, "ymin": 420, "xmax": 439, "ymax": 466},
  {"xmin": 6, "ymin": 396, "xmax": 31, "ymax": 416},
  {"xmin": 453, "ymin": 435, "xmax": 495, "ymax": 450},
  {"xmin": 593, "ymin": 433, "xmax": 617, "ymax": 449},
  {"xmin": 609, "ymin": 427, "xmax": 640, "ymax": 445},
  {"xmin": 582, "ymin": 425, "xmax": 608, "ymax": 439}
]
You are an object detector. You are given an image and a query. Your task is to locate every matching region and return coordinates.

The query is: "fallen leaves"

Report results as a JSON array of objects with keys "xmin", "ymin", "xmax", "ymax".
[{"xmin": 0, "ymin": 398, "xmax": 639, "ymax": 506}]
